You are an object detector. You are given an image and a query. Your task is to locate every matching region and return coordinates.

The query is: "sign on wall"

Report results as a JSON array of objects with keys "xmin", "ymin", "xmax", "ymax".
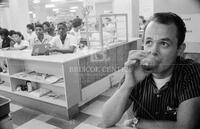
[{"xmin": 180, "ymin": 13, "xmax": 200, "ymax": 53}]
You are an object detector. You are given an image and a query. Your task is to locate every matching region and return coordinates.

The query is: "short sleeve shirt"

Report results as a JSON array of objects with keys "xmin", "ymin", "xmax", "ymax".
[
  {"xmin": 50, "ymin": 34, "xmax": 77, "ymax": 49},
  {"xmin": 129, "ymin": 57, "xmax": 200, "ymax": 121},
  {"xmin": 30, "ymin": 34, "xmax": 52, "ymax": 48}
]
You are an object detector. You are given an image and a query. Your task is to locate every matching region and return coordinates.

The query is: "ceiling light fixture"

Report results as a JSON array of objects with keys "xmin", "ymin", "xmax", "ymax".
[
  {"xmin": 70, "ymin": 10, "xmax": 76, "ymax": 12},
  {"xmin": 51, "ymin": 0, "xmax": 65, "ymax": 2},
  {"xmin": 45, "ymin": 4, "xmax": 55, "ymax": 8},
  {"xmin": 33, "ymin": 0, "xmax": 40, "ymax": 4},
  {"xmin": 70, "ymin": 6, "xmax": 79, "ymax": 9},
  {"xmin": 33, "ymin": 13, "xmax": 36, "ymax": 18},
  {"xmin": 29, "ymin": 11, "xmax": 33, "ymax": 14},
  {"xmin": 53, "ymin": 8, "xmax": 59, "ymax": 11}
]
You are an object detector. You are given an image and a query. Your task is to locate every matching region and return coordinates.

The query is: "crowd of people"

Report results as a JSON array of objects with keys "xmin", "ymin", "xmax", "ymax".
[{"xmin": 0, "ymin": 17, "xmax": 84, "ymax": 53}]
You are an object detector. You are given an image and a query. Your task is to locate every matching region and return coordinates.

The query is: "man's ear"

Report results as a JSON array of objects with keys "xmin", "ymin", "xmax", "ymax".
[{"xmin": 177, "ymin": 43, "xmax": 186, "ymax": 57}]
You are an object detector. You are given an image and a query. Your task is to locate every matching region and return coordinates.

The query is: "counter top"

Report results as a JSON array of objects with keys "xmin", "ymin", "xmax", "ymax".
[{"xmin": 0, "ymin": 38, "xmax": 138, "ymax": 63}]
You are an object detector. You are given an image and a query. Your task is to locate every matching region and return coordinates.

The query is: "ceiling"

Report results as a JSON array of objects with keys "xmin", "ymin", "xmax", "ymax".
[
  {"xmin": 28, "ymin": 0, "xmax": 113, "ymax": 23},
  {"xmin": 28, "ymin": 0, "xmax": 113, "ymax": 11}
]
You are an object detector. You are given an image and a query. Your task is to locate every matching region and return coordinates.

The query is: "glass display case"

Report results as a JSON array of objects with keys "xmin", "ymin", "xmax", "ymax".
[{"xmin": 81, "ymin": 13, "xmax": 128, "ymax": 49}]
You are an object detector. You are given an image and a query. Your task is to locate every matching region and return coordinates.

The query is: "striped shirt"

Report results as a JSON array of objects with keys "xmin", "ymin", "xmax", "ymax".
[{"xmin": 129, "ymin": 56, "xmax": 200, "ymax": 121}]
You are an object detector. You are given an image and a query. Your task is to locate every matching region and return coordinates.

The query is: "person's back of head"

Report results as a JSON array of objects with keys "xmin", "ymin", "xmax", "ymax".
[
  {"xmin": 26, "ymin": 24, "xmax": 35, "ymax": 32},
  {"xmin": 144, "ymin": 12, "xmax": 186, "ymax": 48},
  {"xmin": 72, "ymin": 17, "xmax": 83, "ymax": 28},
  {"xmin": 0, "ymin": 28, "xmax": 9, "ymax": 38}
]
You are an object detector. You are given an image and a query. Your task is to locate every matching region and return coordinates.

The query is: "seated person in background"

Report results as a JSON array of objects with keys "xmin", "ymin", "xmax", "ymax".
[
  {"xmin": 49, "ymin": 22, "xmax": 77, "ymax": 53},
  {"xmin": 103, "ymin": 17, "xmax": 115, "ymax": 34},
  {"xmin": 90, "ymin": 23, "xmax": 113, "ymax": 46},
  {"xmin": 43, "ymin": 21, "xmax": 55, "ymax": 37},
  {"xmin": 9, "ymin": 31, "xmax": 29, "ymax": 50},
  {"xmin": 26, "ymin": 23, "xmax": 37, "ymax": 44},
  {"xmin": 9, "ymin": 30, "xmax": 19, "ymax": 47},
  {"xmin": 139, "ymin": 16, "xmax": 146, "ymax": 30},
  {"xmin": 30, "ymin": 24, "xmax": 52, "ymax": 48},
  {"xmin": 102, "ymin": 12, "xmax": 200, "ymax": 129},
  {"xmin": 69, "ymin": 17, "xmax": 83, "ymax": 43},
  {"xmin": 0, "ymin": 28, "xmax": 10, "ymax": 49}
]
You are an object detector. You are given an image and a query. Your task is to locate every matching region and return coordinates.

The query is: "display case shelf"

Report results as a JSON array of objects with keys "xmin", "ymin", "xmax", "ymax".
[
  {"xmin": 13, "ymin": 91, "xmax": 66, "ymax": 107},
  {"xmin": 10, "ymin": 72, "xmax": 64, "ymax": 88}
]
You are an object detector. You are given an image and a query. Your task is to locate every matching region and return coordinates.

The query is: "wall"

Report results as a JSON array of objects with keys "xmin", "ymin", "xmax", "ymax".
[
  {"xmin": 154, "ymin": 0, "xmax": 200, "ymax": 14},
  {"xmin": 0, "ymin": 0, "xmax": 30, "ymax": 36},
  {"xmin": 154, "ymin": 0, "xmax": 200, "ymax": 59},
  {"xmin": 139, "ymin": 0, "xmax": 153, "ymax": 19},
  {"xmin": 112, "ymin": 0, "xmax": 139, "ymax": 37},
  {"xmin": 95, "ymin": 2, "xmax": 112, "ymax": 15}
]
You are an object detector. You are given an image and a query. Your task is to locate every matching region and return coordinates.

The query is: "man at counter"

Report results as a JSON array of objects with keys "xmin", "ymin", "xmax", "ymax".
[
  {"xmin": 30, "ymin": 24, "xmax": 52, "ymax": 48},
  {"xmin": 49, "ymin": 22, "xmax": 77, "ymax": 53},
  {"xmin": 102, "ymin": 12, "xmax": 200, "ymax": 129}
]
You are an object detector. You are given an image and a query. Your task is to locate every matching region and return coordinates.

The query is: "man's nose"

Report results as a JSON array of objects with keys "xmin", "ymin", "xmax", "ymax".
[{"xmin": 149, "ymin": 43, "xmax": 159, "ymax": 56}]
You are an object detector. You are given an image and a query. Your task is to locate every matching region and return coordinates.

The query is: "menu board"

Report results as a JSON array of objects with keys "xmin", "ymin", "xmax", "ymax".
[{"xmin": 180, "ymin": 13, "xmax": 200, "ymax": 53}]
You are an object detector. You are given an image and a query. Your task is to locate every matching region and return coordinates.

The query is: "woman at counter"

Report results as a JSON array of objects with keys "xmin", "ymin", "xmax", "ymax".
[
  {"xmin": 49, "ymin": 22, "xmax": 77, "ymax": 54},
  {"xmin": 9, "ymin": 31, "xmax": 29, "ymax": 50}
]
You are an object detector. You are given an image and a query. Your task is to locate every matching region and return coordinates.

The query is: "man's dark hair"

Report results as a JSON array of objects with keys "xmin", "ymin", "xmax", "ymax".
[
  {"xmin": 72, "ymin": 18, "xmax": 82, "ymax": 28},
  {"xmin": 35, "ymin": 23, "xmax": 44, "ymax": 30},
  {"xmin": 26, "ymin": 24, "xmax": 35, "ymax": 31},
  {"xmin": 57, "ymin": 22, "xmax": 67, "ymax": 28},
  {"xmin": 144, "ymin": 12, "xmax": 186, "ymax": 48},
  {"xmin": 43, "ymin": 21, "xmax": 50, "ymax": 27}
]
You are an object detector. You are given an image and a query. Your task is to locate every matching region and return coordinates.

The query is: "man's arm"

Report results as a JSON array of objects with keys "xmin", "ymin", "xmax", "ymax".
[
  {"xmin": 137, "ymin": 97, "xmax": 200, "ymax": 129},
  {"xmin": 53, "ymin": 45, "xmax": 75, "ymax": 53},
  {"xmin": 102, "ymin": 84, "xmax": 133, "ymax": 127},
  {"xmin": 8, "ymin": 45, "xmax": 27, "ymax": 50},
  {"xmin": 102, "ymin": 50, "xmax": 151, "ymax": 127}
]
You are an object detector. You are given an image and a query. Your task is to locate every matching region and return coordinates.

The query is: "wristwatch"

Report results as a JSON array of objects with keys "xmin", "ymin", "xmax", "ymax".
[{"xmin": 132, "ymin": 117, "xmax": 139, "ymax": 128}]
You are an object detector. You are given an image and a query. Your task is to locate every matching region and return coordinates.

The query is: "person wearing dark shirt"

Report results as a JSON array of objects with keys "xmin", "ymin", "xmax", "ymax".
[
  {"xmin": 102, "ymin": 12, "xmax": 200, "ymax": 129},
  {"xmin": 0, "ymin": 28, "xmax": 10, "ymax": 48}
]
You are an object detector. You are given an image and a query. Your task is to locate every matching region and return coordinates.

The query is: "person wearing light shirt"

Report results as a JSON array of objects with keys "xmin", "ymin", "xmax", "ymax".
[
  {"xmin": 9, "ymin": 31, "xmax": 29, "ymax": 50},
  {"xmin": 49, "ymin": 22, "xmax": 77, "ymax": 53},
  {"xmin": 69, "ymin": 17, "xmax": 83, "ymax": 44},
  {"xmin": 30, "ymin": 24, "xmax": 52, "ymax": 48},
  {"xmin": 26, "ymin": 24, "xmax": 37, "ymax": 44}
]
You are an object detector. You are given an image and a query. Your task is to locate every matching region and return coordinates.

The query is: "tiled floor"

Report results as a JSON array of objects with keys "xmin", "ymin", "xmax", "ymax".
[{"xmin": 1, "ymin": 87, "xmax": 130, "ymax": 129}]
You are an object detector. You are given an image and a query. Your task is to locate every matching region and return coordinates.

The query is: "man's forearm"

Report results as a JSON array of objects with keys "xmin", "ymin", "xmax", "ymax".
[
  {"xmin": 137, "ymin": 119, "xmax": 183, "ymax": 129},
  {"xmin": 102, "ymin": 86, "xmax": 133, "ymax": 127}
]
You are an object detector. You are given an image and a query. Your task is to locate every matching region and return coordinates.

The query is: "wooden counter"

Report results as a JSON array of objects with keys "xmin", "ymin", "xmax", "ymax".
[{"xmin": 0, "ymin": 39, "xmax": 139, "ymax": 120}]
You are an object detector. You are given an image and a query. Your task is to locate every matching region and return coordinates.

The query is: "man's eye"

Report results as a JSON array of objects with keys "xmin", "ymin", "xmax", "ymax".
[
  {"xmin": 145, "ymin": 40, "xmax": 152, "ymax": 45},
  {"xmin": 161, "ymin": 41, "xmax": 169, "ymax": 47}
]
